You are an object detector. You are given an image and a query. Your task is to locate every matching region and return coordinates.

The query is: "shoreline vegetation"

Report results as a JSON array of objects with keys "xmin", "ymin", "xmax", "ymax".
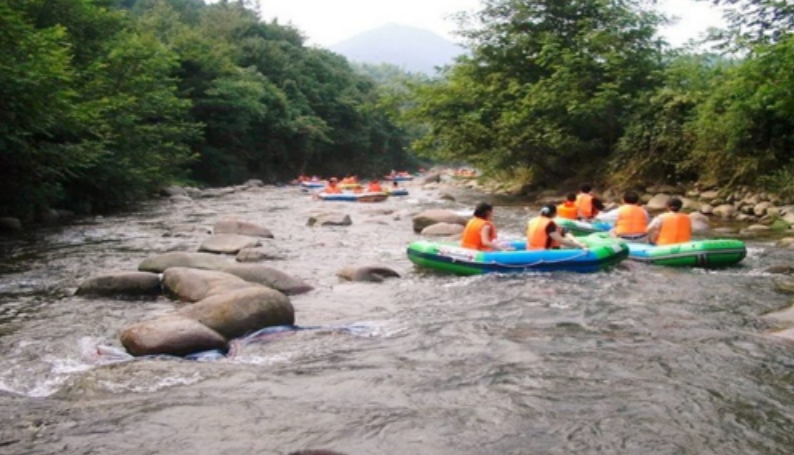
[{"xmin": 3, "ymin": 0, "xmax": 793, "ymax": 232}]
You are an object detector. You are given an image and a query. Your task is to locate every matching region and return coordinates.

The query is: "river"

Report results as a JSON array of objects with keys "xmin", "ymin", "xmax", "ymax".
[{"xmin": 1, "ymin": 181, "xmax": 793, "ymax": 455}]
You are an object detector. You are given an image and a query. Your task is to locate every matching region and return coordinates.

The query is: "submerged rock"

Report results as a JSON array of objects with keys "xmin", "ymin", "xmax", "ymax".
[
  {"xmin": 764, "ymin": 265, "xmax": 794, "ymax": 275},
  {"xmin": 76, "ymin": 272, "xmax": 161, "ymax": 298},
  {"xmin": 198, "ymin": 234, "xmax": 261, "ymax": 254},
  {"xmin": 336, "ymin": 265, "xmax": 401, "ymax": 283},
  {"xmin": 120, "ymin": 316, "xmax": 228, "ymax": 357},
  {"xmin": 222, "ymin": 264, "xmax": 313, "ymax": 295},
  {"xmin": 162, "ymin": 267, "xmax": 257, "ymax": 302},
  {"xmin": 177, "ymin": 287, "xmax": 294, "ymax": 339},
  {"xmin": 421, "ymin": 222, "xmax": 465, "ymax": 236},
  {"xmin": 213, "ymin": 219, "xmax": 274, "ymax": 238},
  {"xmin": 236, "ymin": 247, "xmax": 286, "ymax": 262},
  {"xmin": 412, "ymin": 209, "xmax": 468, "ymax": 233},
  {"xmin": 0, "ymin": 217, "xmax": 23, "ymax": 232},
  {"xmin": 138, "ymin": 252, "xmax": 232, "ymax": 273},
  {"xmin": 307, "ymin": 213, "xmax": 352, "ymax": 227}
]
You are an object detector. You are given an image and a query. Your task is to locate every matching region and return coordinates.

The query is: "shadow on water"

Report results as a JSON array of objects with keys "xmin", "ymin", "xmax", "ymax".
[{"xmin": 0, "ymin": 182, "xmax": 793, "ymax": 454}]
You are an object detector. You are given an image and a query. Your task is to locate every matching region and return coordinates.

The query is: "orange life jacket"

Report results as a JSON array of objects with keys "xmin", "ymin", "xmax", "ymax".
[
  {"xmin": 526, "ymin": 217, "xmax": 561, "ymax": 250},
  {"xmin": 324, "ymin": 185, "xmax": 342, "ymax": 194},
  {"xmin": 576, "ymin": 193, "xmax": 597, "ymax": 219},
  {"xmin": 656, "ymin": 212, "xmax": 692, "ymax": 246},
  {"xmin": 368, "ymin": 183, "xmax": 382, "ymax": 193},
  {"xmin": 557, "ymin": 201, "xmax": 578, "ymax": 220},
  {"xmin": 460, "ymin": 217, "xmax": 496, "ymax": 251},
  {"xmin": 614, "ymin": 204, "xmax": 648, "ymax": 236}
]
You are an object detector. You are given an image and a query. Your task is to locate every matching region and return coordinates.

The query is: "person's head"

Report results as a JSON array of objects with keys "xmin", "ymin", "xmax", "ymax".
[
  {"xmin": 622, "ymin": 191, "xmax": 640, "ymax": 204},
  {"xmin": 392, "ymin": 181, "xmax": 398, "ymax": 187},
  {"xmin": 580, "ymin": 184, "xmax": 592, "ymax": 193},
  {"xmin": 566, "ymin": 193, "xmax": 576, "ymax": 203},
  {"xmin": 473, "ymin": 202, "xmax": 493, "ymax": 219},
  {"xmin": 329, "ymin": 177, "xmax": 338, "ymax": 185},
  {"xmin": 668, "ymin": 198, "xmax": 683, "ymax": 212},
  {"xmin": 540, "ymin": 204, "xmax": 557, "ymax": 218}
]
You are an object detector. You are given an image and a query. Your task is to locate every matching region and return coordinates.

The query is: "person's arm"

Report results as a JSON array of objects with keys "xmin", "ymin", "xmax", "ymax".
[
  {"xmin": 550, "ymin": 231, "xmax": 588, "ymax": 249},
  {"xmin": 481, "ymin": 224, "xmax": 511, "ymax": 251},
  {"xmin": 646, "ymin": 215, "xmax": 663, "ymax": 244}
]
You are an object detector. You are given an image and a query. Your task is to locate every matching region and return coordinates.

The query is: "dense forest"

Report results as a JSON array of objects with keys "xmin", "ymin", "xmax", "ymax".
[
  {"xmin": 4, "ymin": 0, "xmax": 793, "ymax": 222},
  {"xmin": 406, "ymin": 0, "xmax": 794, "ymax": 196},
  {"xmin": 0, "ymin": 0, "xmax": 417, "ymax": 220}
]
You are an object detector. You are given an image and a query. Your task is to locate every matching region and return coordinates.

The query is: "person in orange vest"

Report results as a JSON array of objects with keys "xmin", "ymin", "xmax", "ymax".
[
  {"xmin": 646, "ymin": 198, "xmax": 692, "ymax": 245},
  {"xmin": 575, "ymin": 184, "xmax": 606, "ymax": 220},
  {"xmin": 367, "ymin": 179, "xmax": 383, "ymax": 193},
  {"xmin": 460, "ymin": 202, "xmax": 511, "ymax": 251},
  {"xmin": 556, "ymin": 193, "xmax": 578, "ymax": 220},
  {"xmin": 527, "ymin": 205, "xmax": 588, "ymax": 250},
  {"xmin": 322, "ymin": 177, "xmax": 342, "ymax": 194},
  {"xmin": 610, "ymin": 191, "xmax": 650, "ymax": 240}
]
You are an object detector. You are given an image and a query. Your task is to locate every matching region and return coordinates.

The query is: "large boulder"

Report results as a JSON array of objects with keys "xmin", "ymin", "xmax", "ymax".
[
  {"xmin": 688, "ymin": 212, "xmax": 710, "ymax": 233},
  {"xmin": 162, "ymin": 268, "xmax": 256, "ymax": 302},
  {"xmin": 198, "ymin": 234, "xmax": 261, "ymax": 254},
  {"xmin": 423, "ymin": 173, "xmax": 441, "ymax": 184},
  {"xmin": 120, "ymin": 316, "xmax": 228, "ymax": 357},
  {"xmin": 646, "ymin": 194, "xmax": 671, "ymax": 211},
  {"xmin": 236, "ymin": 247, "xmax": 286, "ymax": 262},
  {"xmin": 177, "ymin": 287, "xmax": 294, "ymax": 339},
  {"xmin": 681, "ymin": 198, "xmax": 700, "ymax": 212},
  {"xmin": 76, "ymin": 272, "xmax": 161, "ymax": 298},
  {"xmin": 754, "ymin": 201, "xmax": 772, "ymax": 217},
  {"xmin": 213, "ymin": 219, "xmax": 274, "ymax": 238},
  {"xmin": 421, "ymin": 222, "xmax": 465, "ymax": 236},
  {"xmin": 412, "ymin": 209, "xmax": 468, "ymax": 233},
  {"xmin": 336, "ymin": 265, "xmax": 401, "ymax": 283},
  {"xmin": 163, "ymin": 225, "xmax": 211, "ymax": 238},
  {"xmin": 307, "ymin": 213, "xmax": 352, "ymax": 227},
  {"xmin": 222, "ymin": 264, "xmax": 313, "ymax": 295},
  {"xmin": 138, "ymin": 252, "xmax": 232, "ymax": 273},
  {"xmin": 776, "ymin": 237, "xmax": 794, "ymax": 248},
  {"xmin": 712, "ymin": 204, "xmax": 736, "ymax": 218},
  {"xmin": 0, "ymin": 217, "xmax": 22, "ymax": 232},
  {"xmin": 700, "ymin": 190, "xmax": 720, "ymax": 200},
  {"xmin": 700, "ymin": 204, "xmax": 714, "ymax": 215}
]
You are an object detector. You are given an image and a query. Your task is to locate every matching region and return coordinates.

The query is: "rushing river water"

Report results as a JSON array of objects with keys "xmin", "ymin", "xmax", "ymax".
[{"xmin": 1, "ymin": 182, "xmax": 794, "ymax": 455}]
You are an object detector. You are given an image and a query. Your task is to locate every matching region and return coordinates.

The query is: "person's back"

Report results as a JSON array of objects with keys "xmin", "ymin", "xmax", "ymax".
[
  {"xmin": 575, "ymin": 184, "xmax": 599, "ymax": 219},
  {"xmin": 557, "ymin": 193, "xmax": 578, "ymax": 220},
  {"xmin": 324, "ymin": 178, "xmax": 342, "ymax": 194},
  {"xmin": 613, "ymin": 191, "xmax": 648, "ymax": 238},
  {"xmin": 648, "ymin": 198, "xmax": 692, "ymax": 245},
  {"xmin": 527, "ymin": 205, "xmax": 588, "ymax": 250},
  {"xmin": 368, "ymin": 181, "xmax": 383, "ymax": 193}
]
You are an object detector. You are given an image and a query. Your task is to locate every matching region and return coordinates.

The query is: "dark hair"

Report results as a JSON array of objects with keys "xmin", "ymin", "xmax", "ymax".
[
  {"xmin": 566, "ymin": 192, "xmax": 576, "ymax": 202},
  {"xmin": 623, "ymin": 191, "xmax": 640, "ymax": 204},
  {"xmin": 473, "ymin": 202, "xmax": 493, "ymax": 218},
  {"xmin": 668, "ymin": 198, "xmax": 683, "ymax": 212},
  {"xmin": 540, "ymin": 204, "xmax": 557, "ymax": 217},
  {"xmin": 580, "ymin": 184, "xmax": 592, "ymax": 193}
]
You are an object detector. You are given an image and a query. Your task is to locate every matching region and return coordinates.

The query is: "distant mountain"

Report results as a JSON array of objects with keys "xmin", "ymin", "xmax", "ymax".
[{"xmin": 330, "ymin": 23, "xmax": 464, "ymax": 75}]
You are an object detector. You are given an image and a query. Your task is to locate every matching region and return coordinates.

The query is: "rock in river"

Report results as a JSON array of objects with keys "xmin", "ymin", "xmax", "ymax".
[
  {"xmin": 162, "ymin": 267, "xmax": 257, "ymax": 302},
  {"xmin": 198, "ymin": 234, "xmax": 262, "ymax": 254},
  {"xmin": 76, "ymin": 272, "xmax": 161, "ymax": 298},
  {"xmin": 412, "ymin": 209, "xmax": 468, "ymax": 233},
  {"xmin": 138, "ymin": 252, "xmax": 233, "ymax": 273},
  {"xmin": 120, "ymin": 316, "xmax": 228, "ymax": 357},
  {"xmin": 213, "ymin": 219, "xmax": 274, "ymax": 238},
  {"xmin": 222, "ymin": 264, "xmax": 314, "ymax": 295},
  {"xmin": 177, "ymin": 287, "xmax": 295, "ymax": 340},
  {"xmin": 336, "ymin": 265, "xmax": 401, "ymax": 283}
]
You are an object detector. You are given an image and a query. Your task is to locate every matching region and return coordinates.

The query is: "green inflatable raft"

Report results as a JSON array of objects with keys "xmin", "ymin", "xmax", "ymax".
[
  {"xmin": 627, "ymin": 239, "xmax": 746, "ymax": 267},
  {"xmin": 406, "ymin": 233, "xmax": 628, "ymax": 275}
]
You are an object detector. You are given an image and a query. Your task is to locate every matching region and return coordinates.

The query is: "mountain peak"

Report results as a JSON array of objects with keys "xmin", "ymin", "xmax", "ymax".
[{"xmin": 330, "ymin": 23, "xmax": 463, "ymax": 75}]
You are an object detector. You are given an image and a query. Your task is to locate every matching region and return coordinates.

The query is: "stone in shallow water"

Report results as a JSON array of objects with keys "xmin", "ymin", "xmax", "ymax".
[
  {"xmin": 176, "ymin": 287, "xmax": 294, "ymax": 340},
  {"xmin": 198, "ymin": 234, "xmax": 261, "ymax": 254},
  {"xmin": 138, "ymin": 252, "xmax": 233, "ymax": 273},
  {"xmin": 213, "ymin": 219, "xmax": 274, "ymax": 238},
  {"xmin": 162, "ymin": 267, "xmax": 257, "ymax": 302},
  {"xmin": 222, "ymin": 264, "xmax": 313, "ymax": 295},
  {"xmin": 336, "ymin": 265, "xmax": 400, "ymax": 283},
  {"xmin": 76, "ymin": 272, "xmax": 161, "ymax": 298},
  {"xmin": 412, "ymin": 209, "xmax": 467, "ymax": 233},
  {"xmin": 120, "ymin": 316, "xmax": 228, "ymax": 357}
]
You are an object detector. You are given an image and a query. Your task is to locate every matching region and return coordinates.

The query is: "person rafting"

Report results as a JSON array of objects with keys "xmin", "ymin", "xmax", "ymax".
[
  {"xmin": 556, "ymin": 193, "xmax": 578, "ymax": 220},
  {"xmin": 611, "ymin": 191, "xmax": 649, "ymax": 241},
  {"xmin": 367, "ymin": 179, "xmax": 383, "ymax": 193},
  {"xmin": 646, "ymin": 198, "xmax": 692, "ymax": 245},
  {"xmin": 460, "ymin": 202, "xmax": 511, "ymax": 251},
  {"xmin": 527, "ymin": 205, "xmax": 588, "ymax": 250},
  {"xmin": 322, "ymin": 177, "xmax": 342, "ymax": 194},
  {"xmin": 575, "ymin": 184, "xmax": 606, "ymax": 220}
]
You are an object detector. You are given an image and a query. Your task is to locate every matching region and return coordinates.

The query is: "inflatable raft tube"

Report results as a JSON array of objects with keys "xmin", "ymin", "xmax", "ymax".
[{"xmin": 627, "ymin": 239, "xmax": 746, "ymax": 267}]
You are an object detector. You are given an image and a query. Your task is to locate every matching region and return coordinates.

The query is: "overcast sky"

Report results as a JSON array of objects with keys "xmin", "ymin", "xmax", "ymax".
[{"xmin": 258, "ymin": 0, "xmax": 725, "ymax": 48}]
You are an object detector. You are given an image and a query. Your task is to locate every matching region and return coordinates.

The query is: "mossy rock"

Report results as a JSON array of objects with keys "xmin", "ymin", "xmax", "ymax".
[{"xmin": 770, "ymin": 218, "xmax": 791, "ymax": 231}]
